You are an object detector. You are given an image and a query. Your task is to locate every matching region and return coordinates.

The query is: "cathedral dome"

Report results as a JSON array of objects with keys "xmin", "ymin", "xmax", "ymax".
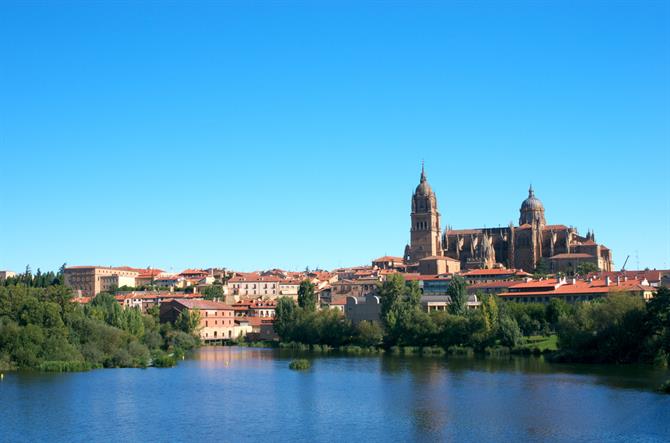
[
  {"xmin": 519, "ymin": 185, "xmax": 546, "ymax": 225},
  {"xmin": 414, "ymin": 164, "xmax": 432, "ymax": 195},
  {"xmin": 520, "ymin": 185, "xmax": 544, "ymax": 212}
]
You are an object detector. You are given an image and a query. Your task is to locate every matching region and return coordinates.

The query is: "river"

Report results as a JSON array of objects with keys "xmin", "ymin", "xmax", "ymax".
[{"xmin": 1, "ymin": 347, "xmax": 669, "ymax": 442}]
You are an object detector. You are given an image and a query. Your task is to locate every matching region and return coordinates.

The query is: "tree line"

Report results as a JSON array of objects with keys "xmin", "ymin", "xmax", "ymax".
[
  {"xmin": 273, "ymin": 274, "xmax": 670, "ymax": 366},
  {"xmin": 0, "ymin": 283, "xmax": 201, "ymax": 371}
]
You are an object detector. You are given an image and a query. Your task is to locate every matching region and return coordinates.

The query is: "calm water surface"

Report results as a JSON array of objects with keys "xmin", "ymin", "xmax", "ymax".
[{"xmin": 1, "ymin": 347, "xmax": 669, "ymax": 442}]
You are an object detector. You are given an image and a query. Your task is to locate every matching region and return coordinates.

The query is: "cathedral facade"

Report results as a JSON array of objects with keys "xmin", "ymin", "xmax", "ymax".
[{"xmin": 404, "ymin": 167, "xmax": 613, "ymax": 273}]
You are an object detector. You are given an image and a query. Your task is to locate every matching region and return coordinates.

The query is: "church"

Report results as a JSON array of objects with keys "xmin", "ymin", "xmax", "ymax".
[{"xmin": 404, "ymin": 166, "xmax": 613, "ymax": 273}]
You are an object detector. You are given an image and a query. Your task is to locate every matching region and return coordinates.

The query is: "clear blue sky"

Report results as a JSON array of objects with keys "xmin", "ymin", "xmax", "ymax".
[{"xmin": 1, "ymin": 1, "xmax": 668, "ymax": 273}]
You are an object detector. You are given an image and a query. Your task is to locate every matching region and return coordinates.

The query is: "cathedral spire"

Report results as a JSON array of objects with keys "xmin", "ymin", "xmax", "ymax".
[
  {"xmin": 420, "ymin": 160, "xmax": 426, "ymax": 182},
  {"xmin": 529, "ymin": 184, "xmax": 534, "ymax": 197}
]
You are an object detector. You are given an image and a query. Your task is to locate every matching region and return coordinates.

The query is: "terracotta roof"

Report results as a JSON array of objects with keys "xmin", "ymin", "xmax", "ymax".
[
  {"xmin": 469, "ymin": 281, "xmax": 519, "ymax": 289},
  {"xmin": 372, "ymin": 256, "xmax": 404, "ymax": 262},
  {"xmin": 549, "ymin": 253, "xmax": 594, "ymax": 260},
  {"xmin": 500, "ymin": 278, "xmax": 654, "ymax": 297},
  {"xmin": 228, "ymin": 275, "xmax": 281, "ymax": 283},
  {"xmin": 403, "ymin": 274, "xmax": 451, "ymax": 282},
  {"xmin": 462, "ymin": 268, "xmax": 525, "ymax": 276},
  {"xmin": 419, "ymin": 255, "xmax": 460, "ymax": 262},
  {"xmin": 170, "ymin": 299, "xmax": 233, "ymax": 310},
  {"xmin": 330, "ymin": 296, "xmax": 348, "ymax": 305}
]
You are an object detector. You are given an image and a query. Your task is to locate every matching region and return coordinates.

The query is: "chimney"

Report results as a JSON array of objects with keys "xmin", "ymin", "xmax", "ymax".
[
  {"xmin": 605, "ymin": 276, "xmax": 611, "ymax": 286},
  {"xmin": 571, "ymin": 278, "xmax": 576, "ymax": 285},
  {"xmin": 616, "ymin": 276, "xmax": 621, "ymax": 286}
]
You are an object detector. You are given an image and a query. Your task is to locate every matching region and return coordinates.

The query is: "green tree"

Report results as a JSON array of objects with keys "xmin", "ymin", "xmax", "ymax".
[
  {"xmin": 447, "ymin": 276, "xmax": 468, "ymax": 316},
  {"xmin": 355, "ymin": 321, "xmax": 384, "ymax": 346},
  {"xmin": 480, "ymin": 294, "xmax": 500, "ymax": 335},
  {"xmin": 175, "ymin": 309, "xmax": 201, "ymax": 336},
  {"xmin": 274, "ymin": 297, "xmax": 298, "ymax": 340},
  {"xmin": 546, "ymin": 298, "xmax": 569, "ymax": 328},
  {"xmin": 644, "ymin": 287, "xmax": 670, "ymax": 365},
  {"xmin": 298, "ymin": 280, "xmax": 317, "ymax": 311},
  {"xmin": 499, "ymin": 313, "xmax": 522, "ymax": 347},
  {"xmin": 575, "ymin": 262, "xmax": 599, "ymax": 276},
  {"xmin": 202, "ymin": 285, "xmax": 224, "ymax": 300}
]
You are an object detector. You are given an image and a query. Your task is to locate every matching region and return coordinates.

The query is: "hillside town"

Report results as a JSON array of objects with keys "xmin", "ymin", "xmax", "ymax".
[{"xmin": 2, "ymin": 167, "xmax": 667, "ymax": 344}]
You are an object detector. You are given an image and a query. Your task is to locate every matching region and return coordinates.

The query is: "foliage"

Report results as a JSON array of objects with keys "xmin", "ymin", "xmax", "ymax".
[
  {"xmin": 447, "ymin": 276, "xmax": 468, "ymax": 315},
  {"xmin": 175, "ymin": 309, "xmax": 201, "ymax": 335},
  {"xmin": 355, "ymin": 321, "xmax": 384, "ymax": 347},
  {"xmin": 202, "ymin": 285, "xmax": 224, "ymax": 300},
  {"xmin": 575, "ymin": 262, "xmax": 599, "ymax": 276},
  {"xmin": 274, "ymin": 297, "xmax": 354, "ymax": 347},
  {"xmin": 297, "ymin": 280, "xmax": 317, "ymax": 311},
  {"xmin": 555, "ymin": 294, "xmax": 647, "ymax": 363},
  {"xmin": 0, "ymin": 282, "xmax": 194, "ymax": 371},
  {"xmin": 498, "ymin": 314, "xmax": 522, "ymax": 347},
  {"xmin": 288, "ymin": 359, "xmax": 311, "ymax": 370}
]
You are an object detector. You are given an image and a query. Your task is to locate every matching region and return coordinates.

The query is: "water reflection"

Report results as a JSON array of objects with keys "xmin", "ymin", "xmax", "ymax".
[{"xmin": 2, "ymin": 347, "xmax": 669, "ymax": 443}]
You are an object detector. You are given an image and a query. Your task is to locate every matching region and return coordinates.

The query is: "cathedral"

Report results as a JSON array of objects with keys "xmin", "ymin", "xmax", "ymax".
[{"xmin": 404, "ymin": 166, "xmax": 613, "ymax": 273}]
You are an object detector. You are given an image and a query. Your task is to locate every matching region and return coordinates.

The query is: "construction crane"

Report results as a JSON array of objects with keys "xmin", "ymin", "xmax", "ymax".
[{"xmin": 621, "ymin": 255, "xmax": 630, "ymax": 272}]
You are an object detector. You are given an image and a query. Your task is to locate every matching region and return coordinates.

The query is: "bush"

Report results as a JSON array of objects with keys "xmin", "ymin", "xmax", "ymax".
[
  {"xmin": 485, "ymin": 346, "xmax": 511, "ymax": 357},
  {"xmin": 38, "ymin": 360, "xmax": 92, "ymax": 372},
  {"xmin": 659, "ymin": 379, "xmax": 670, "ymax": 394},
  {"xmin": 421, "ymin": 346, "xmax": 446, "ymax": 356},
  {"xmin": 447, "ymin": 346, "xmax": 474, "ymax": 357},
  {"xmin": 289, "ymin": 359, "xmax": 311, "ymax": 370},
  {"xmin": 152, "ymin": 352, "xmax": 177, "ymax": 368}
]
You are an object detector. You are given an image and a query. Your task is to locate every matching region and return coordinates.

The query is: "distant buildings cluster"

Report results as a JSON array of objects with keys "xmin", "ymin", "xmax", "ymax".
[{"xmin": 3, "ymin": 167, "xmax": 665, "ymax": 343}]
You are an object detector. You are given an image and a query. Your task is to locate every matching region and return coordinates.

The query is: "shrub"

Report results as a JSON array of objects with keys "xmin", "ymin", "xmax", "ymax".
[
  {"xmin": 38, "ymin": 360, "xmax": 92, "ymax": 372},
  {"xmin": 447, "ymin": 346, "xmax": 475, "ymax": 357},
  {"xmin": 289, "ymin": 359, "xmax": 311, "ymax": 370},
  {"xmin": 152, "ymin": 352, "xmax": 177, "ymax": 368},
  {"xmin": 421, "ymin": 346, "xmax": 446, "ymax": 356}
]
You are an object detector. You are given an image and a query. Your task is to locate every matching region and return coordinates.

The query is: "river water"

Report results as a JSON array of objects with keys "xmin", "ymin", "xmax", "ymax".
[{"xmin": 1, "ymin": 347, "xmax": 669, "ymax": 442}]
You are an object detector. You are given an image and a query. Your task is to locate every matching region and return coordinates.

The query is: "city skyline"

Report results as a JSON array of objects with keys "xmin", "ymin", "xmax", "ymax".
[{"xmin": 1, "ymin": 2, "xmax": 668, "ymax": 272}]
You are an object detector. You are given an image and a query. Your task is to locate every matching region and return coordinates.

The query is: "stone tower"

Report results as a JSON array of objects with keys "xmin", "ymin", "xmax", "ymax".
[
  {"xmin": 405, "ymin": 164, "xmax": 441, "ymax": 262},
  {"xmin": 518, "ymin": 185, "xmax": 546, "ymax": 270}
]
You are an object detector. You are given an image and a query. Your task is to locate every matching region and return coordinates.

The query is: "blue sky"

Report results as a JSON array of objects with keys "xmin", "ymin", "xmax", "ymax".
[{"xmin": 1, "ymin": 1, "xmax": 668, "ymax": 273}]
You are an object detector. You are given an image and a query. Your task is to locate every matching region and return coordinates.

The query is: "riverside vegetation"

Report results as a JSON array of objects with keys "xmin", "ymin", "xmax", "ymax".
[
  {"xmin": 2, "ymin": 269, "xmax": 670, "ymax": 385},
  {"xmin": 274, "ymin": 276, "xmax": 670, "ymax": 370},
  {"xmin": 0, "ymin": 270, "xmax": 201, "ymax": 371}
]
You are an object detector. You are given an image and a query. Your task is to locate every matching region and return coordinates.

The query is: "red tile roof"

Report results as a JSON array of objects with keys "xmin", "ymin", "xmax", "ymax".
[
  {"xmin": 171, "ymin": 299, "xmax": 233, "ymax": 310},
  {"xmin": 549, "ymin": 253, "xmax": 594, "ymax": 260},
  {"xmin": 462, "ymin": 268, "xmax": 528, "ymax": 276}
]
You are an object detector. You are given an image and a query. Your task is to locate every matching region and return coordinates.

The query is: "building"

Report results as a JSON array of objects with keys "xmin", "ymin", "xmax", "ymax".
[
  {"xmin": 498, "ymin": 276, "xmax": 655, "ymax": 303},
  {"xmin": 228, "ymin": 275, "xmax": 281, "ymax": 298},
  {"xmin": 152, "ymin": 274, "xmax": 187, "ymax": 289},
  {"xmin": 461, "ymin": 268, "xmax": 532, "ymax": 284},
  {"xmin": 159, "ymin": 299, "xmax": 236, "ymax": 341},
  {"xmin": 442, "ymin": 186, "xmax": 613, "ymax": 272},
  {"xmin": 417, "ymin": 255, "xmax": 460, "ymax": 275},
  {"xmin": 114, "ymin": 291, "xmax": 202, "ymax": 311},
  {"xmin": 404, "ymin": 164, "xmax": 442, "ymax": 262},
  {"xmin": 64, "ymin": 266, "xmax": 140, "ymax": 297},
  {"xmin": 0, "ymin": 271, "xmax": 16, "ymax": 280},
  {"xmin": 371, "ymin": 256, "xmax": 406, "ymax": 271},
  {"xmin": 420, "ymin": 294, "xmax": 480, "ymax": 312},
  {"xmin": 278, "ymin": 280, "xmax": 301, "ymax": 300},
  {"xmin": 332, "ymin": 277, "xmax": 381, "ymax": 298},
  {"xmin": 345, "ymin": 293, "xmax": 382, "ymax": 325},
  {"xmin": 134, "ymin": 269, "xmax": 165, "ymax": 287}
]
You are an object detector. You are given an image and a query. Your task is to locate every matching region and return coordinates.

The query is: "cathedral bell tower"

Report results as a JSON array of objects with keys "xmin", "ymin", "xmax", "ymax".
[{"xmin": 405, "ymin": 164, "xmax": 442, "ymax": 262}]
